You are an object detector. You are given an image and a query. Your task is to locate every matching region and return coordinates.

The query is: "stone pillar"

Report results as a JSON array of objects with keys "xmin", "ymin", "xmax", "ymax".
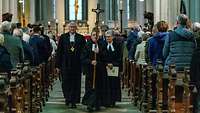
[
  {"xmin": 0, "ymin": 0, "xmax": 2, "ymax": 22},
  {"xmin": 136, "ymin": 0, "xmax": 144, "ymax": 25},
  {"xmin": 9, "ymin": 0, "xmax": 18, "ymax": 23},
  {"xmin": 56, "ymin": 0, "xmax": 65, "ymax": 34},
  {"xmin": 88, "ymin": 0, "xmax": 97, "ymax": 32},
  {"xmin": 2, "ymin": 0, "xmax": 9, "ymax": 13},
  {"xmin": 145, "ymin": 0, "xmax": 153, "ymax": 13},
  {"xmin": 168, "ymin": 0, "xmax": 180, "ymax": 29},
  {"xmin": 194, "ymin": 0, "xmax": 200, "ymax": 22},
  {"xmin": 30, "ymin": 0, "xmax": 36, "ymax": 24},
  {"xmin": 153, "ymin": 0, "xmax": 161, "ymax": 24},
  {"xmin": 160, "ymin": 0, "xmax": 168, "ymax": 21},
  {"xmin": 122, "ymin": 0, "xmax": 128, "ymax": 29},
  {"xmin": 129, "ymin": 0, "xmax": 136, "ymax": 21}
]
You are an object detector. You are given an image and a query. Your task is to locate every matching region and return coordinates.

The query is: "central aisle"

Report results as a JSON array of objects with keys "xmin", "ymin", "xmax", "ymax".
[{"xmin": 41, "ymin": 76, "xmax": 141, "ymax": 113}]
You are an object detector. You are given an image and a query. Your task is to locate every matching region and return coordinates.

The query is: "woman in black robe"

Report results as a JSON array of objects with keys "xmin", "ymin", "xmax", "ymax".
[
  {"xmin": 101, "ymin": 30, "xmax": 122, "ymax": 106},
  {"xmin": 81, "ymin": 30, "xmax": 110, "ymax": 111}
]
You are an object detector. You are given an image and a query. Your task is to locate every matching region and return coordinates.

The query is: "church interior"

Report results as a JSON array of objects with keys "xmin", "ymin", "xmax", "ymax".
[{"xmin": 0, "ymin": 0, "xmax": 200, "ymax": 113}]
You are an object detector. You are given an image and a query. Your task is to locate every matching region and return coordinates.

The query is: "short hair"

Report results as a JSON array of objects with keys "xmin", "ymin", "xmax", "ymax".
[
  {"xmin": 105, "ymin": 30, "xmax": 114, "ymax": 37},
  {"xmin": 13, "ymin": 28, "xmax": 23, "ymax": 38},
  {"xmin": 32, "ymin": 25, "xmax": 41, "ymax": 33},
  {"xmin": 177, "ymin": 14, "xmax": 188, "ymax": 26},
  {"xmin": 2, "ymin": 13, "xmax": 13, "ymax": 22},
  {"xmin": 156, "ymin": 21, "xmax": 168, "ymax": 32},
  {"xmin": 192, "ymin": 22, "xmax": 200, "ymax": 32},
  {"xmin": 131, "ymin": 25, "xmax": 141, "ymax": 32},
  {"xmin": 0, "ymin": 21, "xmax": 11, "ymax": 33},
  {"xmin": 68, "ymin": 21, "xmax": 77, "ymax": 27}
]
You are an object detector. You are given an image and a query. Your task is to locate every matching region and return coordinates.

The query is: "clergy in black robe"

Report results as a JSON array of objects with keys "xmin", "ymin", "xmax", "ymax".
[
  {"xmin": 81, "ymin": 30, "xmax": 111, "ymax": 111},
  {"xmin": 56, "ymin": 22, "xmax": 85, "ymax": 108},
  {"xmin": 101, "ymin": 30, "xmax": 122, "ymax": 106}
]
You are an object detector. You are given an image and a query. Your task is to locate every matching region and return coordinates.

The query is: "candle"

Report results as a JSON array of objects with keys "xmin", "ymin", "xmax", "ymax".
[
  {"xmin": 56, "ymin": 19, "xmax": 58, "ymax": 24},
  {"xmin": 48, "ymin": 21, "xmax": 51, "ymax": 26},
  {"xmin": 119, "ymin": 0, "xmax": 123, "ymax": 10}
]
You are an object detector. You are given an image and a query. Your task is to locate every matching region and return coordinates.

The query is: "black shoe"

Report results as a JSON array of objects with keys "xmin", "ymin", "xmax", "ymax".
[
  {"xmin": 87, "ymin": 106, "xmax": 93, "ymax": 112},
  {"xmin": 70, "ymin": 104, "xmax": 77, "ymax": 108},
  {"xmin": 111, "ymin": 102, "xmax": 116, "ymax": 107},
  {"xmin": 65, "ymin": 100, "xmax": 69, "ymax": 106},
  {"xmin": 95, "ymin": 106, "xmax": 100, "ymax": 111}
]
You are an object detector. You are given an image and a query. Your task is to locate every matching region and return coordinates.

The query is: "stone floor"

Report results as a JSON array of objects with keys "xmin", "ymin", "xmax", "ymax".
[{"xmin": 41, "ymin": 75, "xmax": 141, "ymax": 113}]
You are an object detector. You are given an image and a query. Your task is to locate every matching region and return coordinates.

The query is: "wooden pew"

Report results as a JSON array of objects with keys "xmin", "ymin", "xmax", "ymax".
[
  {"xmin": 168, "ymin": 65, "xmax": 194, "ymax": 113},
  {"xmin": 0, "ymin": 73, "xmax": 9, "ymax": 113}
]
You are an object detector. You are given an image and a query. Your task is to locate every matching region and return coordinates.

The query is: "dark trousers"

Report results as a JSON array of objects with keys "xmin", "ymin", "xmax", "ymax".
[
  {"xmin": 193, "ymin": 89, "xmax": 200, "ymax": 113},
  {"xmin": 162, "ymin": 78, "xmax": 169, "ymax": 109},
  {"xmin": 62, "ymin": 74, "xmax": 81, "ymax": 104}
]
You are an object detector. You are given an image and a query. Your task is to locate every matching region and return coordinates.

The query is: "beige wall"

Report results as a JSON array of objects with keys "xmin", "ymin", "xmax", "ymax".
[{"xmin": 56, "ymin": 0, "xmax": 65, "ymax": 35}]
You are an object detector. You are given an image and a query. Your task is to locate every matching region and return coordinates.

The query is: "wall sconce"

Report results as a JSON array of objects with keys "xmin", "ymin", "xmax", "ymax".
[{"xmin": 48, "ymin": 21, "xmax": 51, "ymax": 31}]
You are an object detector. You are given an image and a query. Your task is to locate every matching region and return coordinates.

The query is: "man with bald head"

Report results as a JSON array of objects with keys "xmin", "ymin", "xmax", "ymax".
[{"xmin": 56, "ymin": 21, "xmax": 86, "ymax": 108}]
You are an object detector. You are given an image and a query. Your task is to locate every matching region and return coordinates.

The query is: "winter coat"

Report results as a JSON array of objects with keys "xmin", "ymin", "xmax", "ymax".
[
  {"xmin": 0, "ymin": 45, "xmax": 12, "ymax": 72},
  {"xmin": 148, "ymin": 32, "xmax": 168, "ymax": 66},
  {"xmin": 163, "ymin": 25, "xmax": 196, "ymax": 73}
]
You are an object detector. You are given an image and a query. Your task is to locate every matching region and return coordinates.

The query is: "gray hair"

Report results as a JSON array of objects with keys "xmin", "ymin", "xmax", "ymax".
[
  {"xmin": 131, "ymin": 24, "xmax": 141, "ymax": 32},
  {"xmin": 177, "ymin": 14, "xmax": 188, "ymax": 26},
  {"xmin": 105, "ymin": 30, "xmax": 114, "ymax": 37},
  {"xmin": 192, "ymin": 22, "xmax": 200, "ymax": 32},
  {"xmin": 13, "ymin": 28, "xmax": 23, "ymax": 38},
  {"xmin": 0, "ymin": 21, "xmax": 11, "ymax": 33},
  {"xmin": 68, "ymin": 21, "xmax": 77, "ymax": 27}
]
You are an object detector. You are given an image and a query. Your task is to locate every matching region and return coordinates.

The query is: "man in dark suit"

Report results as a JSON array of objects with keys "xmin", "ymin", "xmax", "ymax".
[{"xmin": 56, "ymin": 22, "xmax": 86, "ymax": 108}]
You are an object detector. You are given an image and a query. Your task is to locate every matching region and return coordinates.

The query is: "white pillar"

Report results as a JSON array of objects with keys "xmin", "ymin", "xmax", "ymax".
[
  {"xmin": 122, "ymin": 0, "xmax": 128, "ymax": 29},
  {"xmin": 168, "ymin": 0, "xmax": 180, "ymax": 29},
  {"xmin": 160, "ymin": 0, "xmax": 168, "ymax": 21},
  {"xmin": 136, "ymin": 0, "xmax": 144, "ymax": 25},
  {"xmin": 56, "ymin": 0, "xmax": 65, "ymax": 34},
  {"xmin": 145, "ymin": 0, "xmax": 153, "ymax": 12},
  {"xmin": 153, "ymin": 0, "xmax": 160, "ymax": 24},
  {"xmin": 9, "ymin": 0, "xmax": 18, "ymax": 23},
  {"xmin": 88, "ymin": 0, "xmax": 97, "ymax": 32},
  {"xmin": 2, "ymin": 0, "xmax": 9, "ymax": 13},
  {"xmin": 194, "ymin": 0, "xmax": 200, "ymax": 22},
  {"xmin": 30, "ymin": 0, "xmax": 35, "ymax": 24},
  {"xmin": 0, "ymin": 0, "xmax": 2, "ymax": 22}
]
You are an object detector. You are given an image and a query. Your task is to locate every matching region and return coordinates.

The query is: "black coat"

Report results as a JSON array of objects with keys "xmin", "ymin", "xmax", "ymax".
[
  {"xmin": 190, "ymin": 38, "xmax": 200, "ymax": 89},
  {"xmin": 0, "ymin": 45, "xmax": 12, "ymax": 72},
  {"xmin": 101, "ymin": 39, "xmax": 122, "ymax": 103},
  {"xmin": 81, "ymin": 40, "xmax": 111, "ymax": 106},
  {"xmin": 56, "ymin": 32, "xmax": 85, "ymax": 103}
]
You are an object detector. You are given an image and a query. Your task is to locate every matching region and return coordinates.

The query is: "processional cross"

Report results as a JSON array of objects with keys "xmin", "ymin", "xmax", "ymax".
[{"xmin": 92, "ymin": 3, "xmax": 104, "ymax": 27}]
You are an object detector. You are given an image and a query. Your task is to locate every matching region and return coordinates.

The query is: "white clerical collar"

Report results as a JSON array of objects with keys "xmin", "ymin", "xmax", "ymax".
[
  {"xmin": 107, "ymin": 42, "xmax": 115, "ymax": 51},
  {"xmin": 70, "ymin": 33, "xmax": 75, "ymax": 42},
  {"xmin": 92, "ymin": 43, "xmax": 99, "ymax": 52}
]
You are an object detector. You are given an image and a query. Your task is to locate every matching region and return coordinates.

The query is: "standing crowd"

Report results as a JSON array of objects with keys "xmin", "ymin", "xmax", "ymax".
[{"xmin": 1, "ymin": 12, "xmax": 200, "ymax": 112}]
